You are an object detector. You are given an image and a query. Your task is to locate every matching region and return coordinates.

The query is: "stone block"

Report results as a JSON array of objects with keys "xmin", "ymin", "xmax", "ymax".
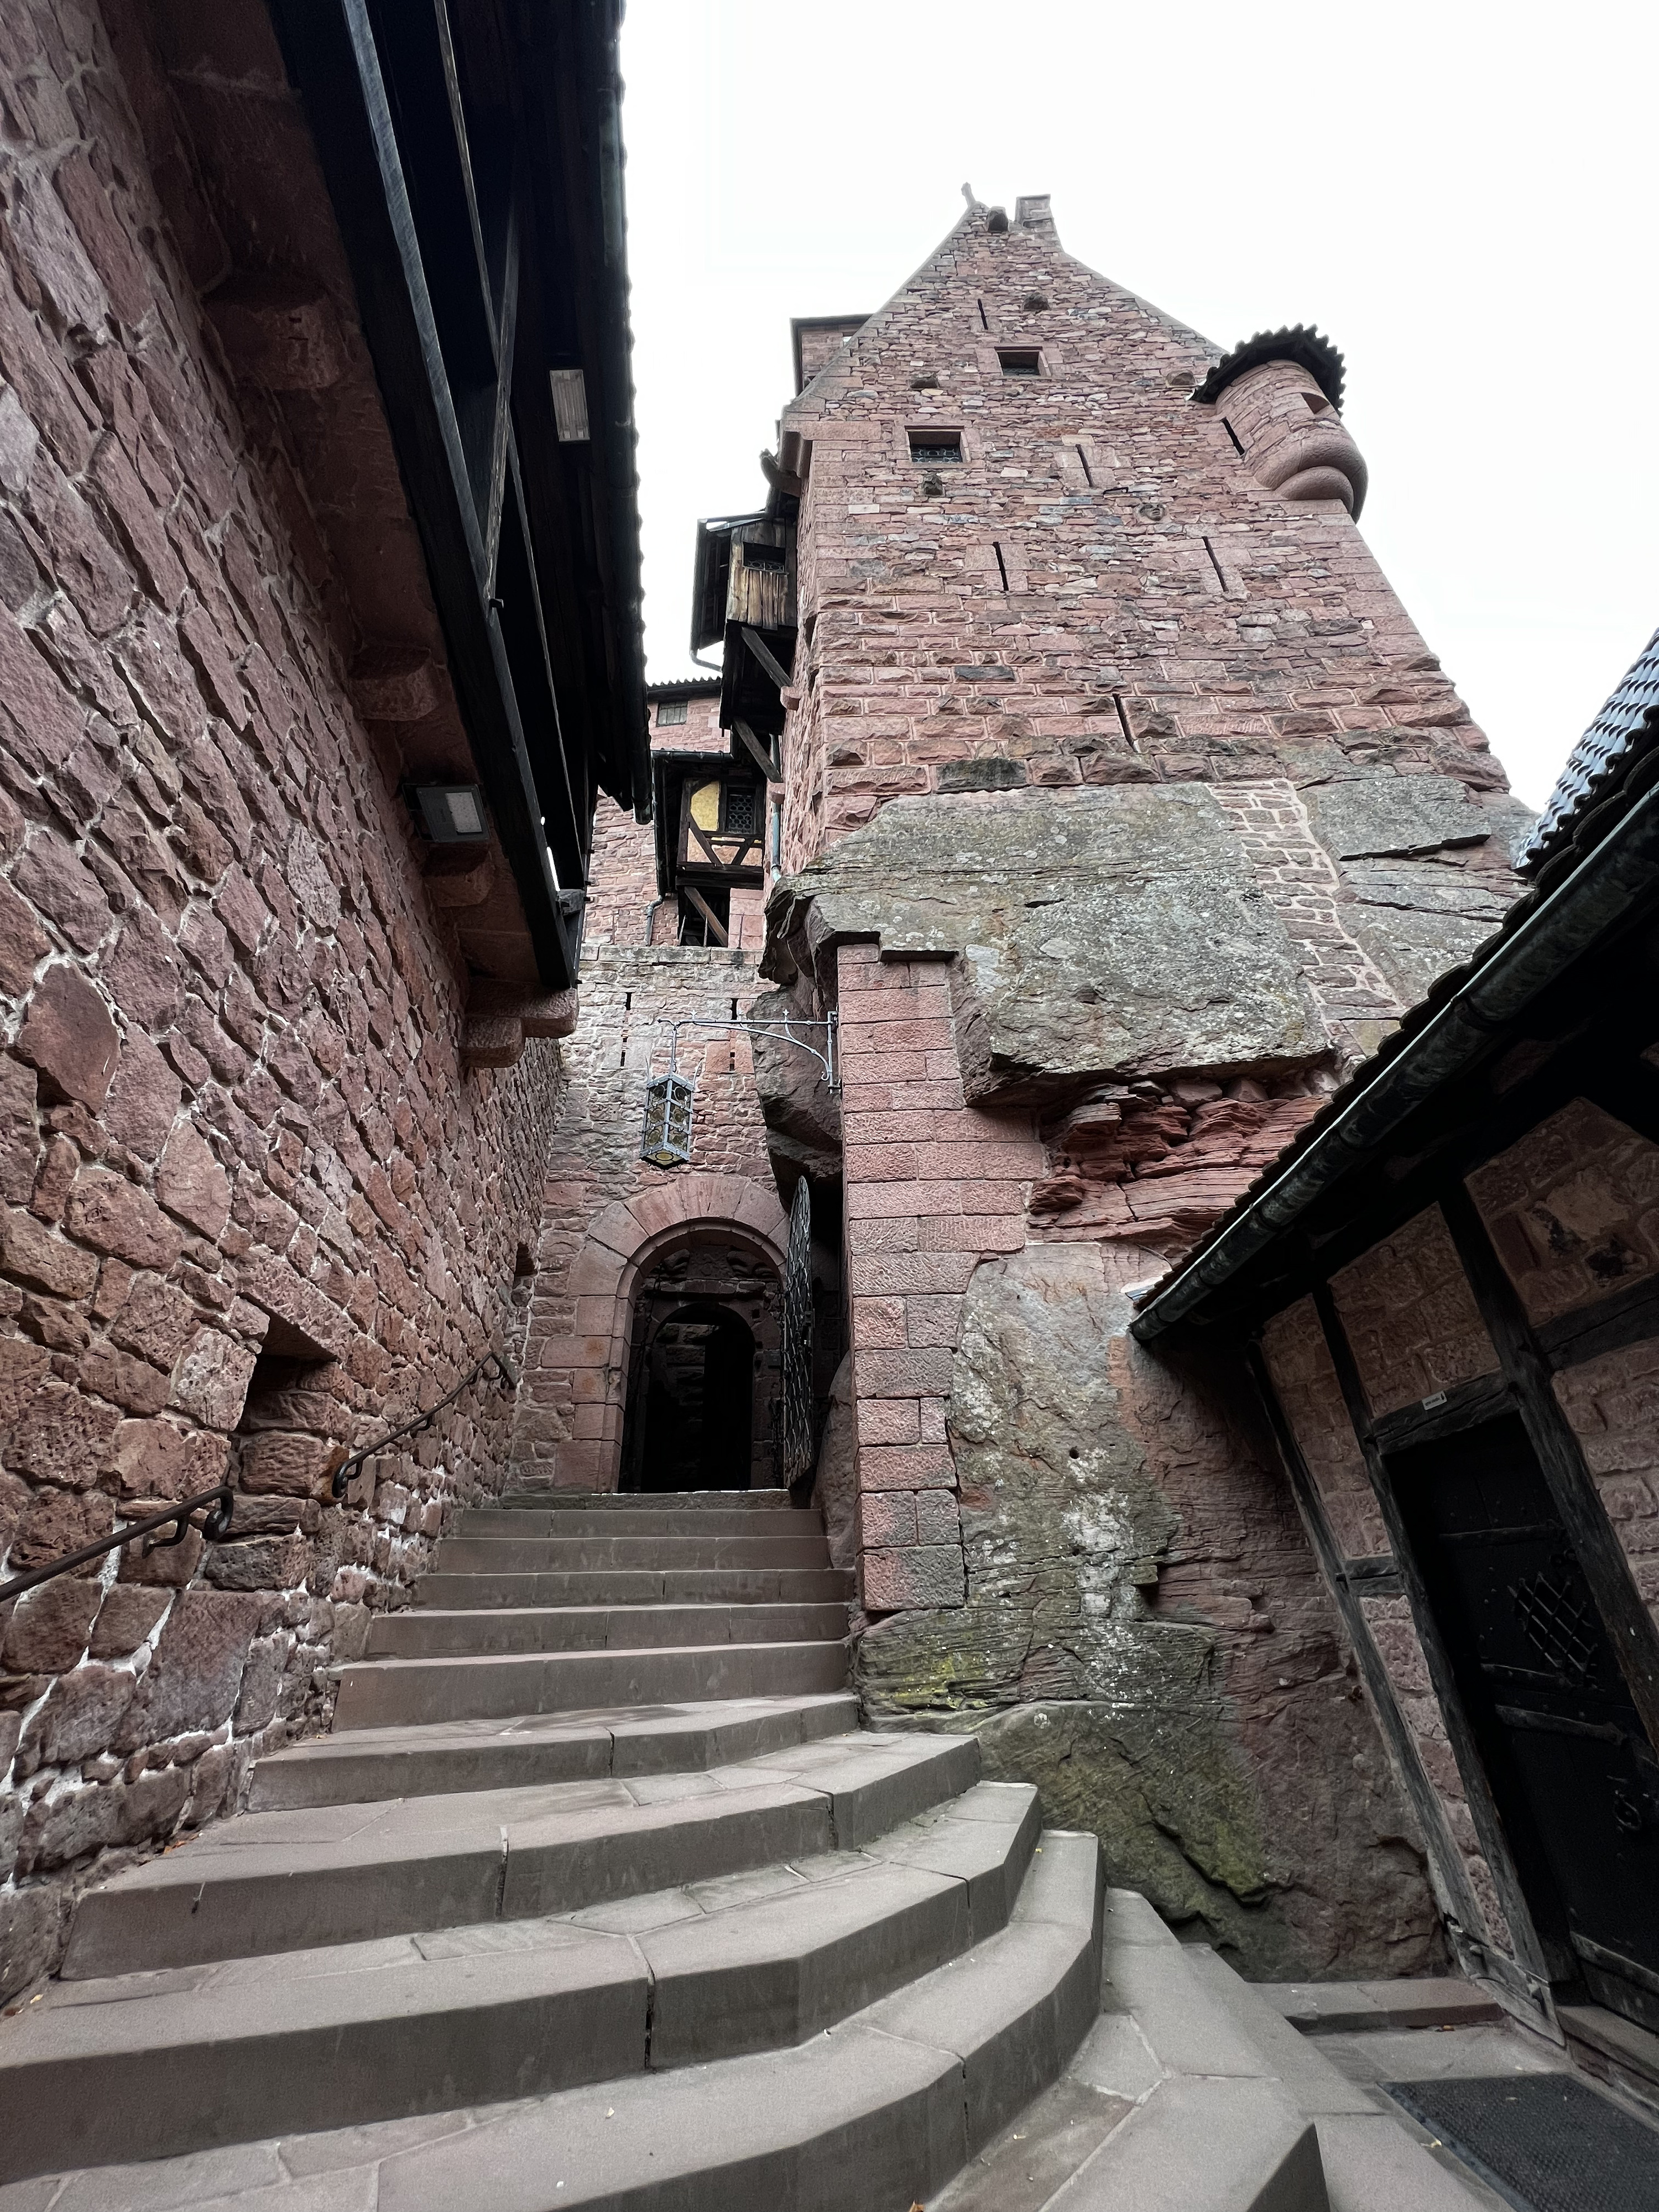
[
  {"xmin": 2, "ymin": 1577, "xmax": 101, "ymax": 1673},
  {"xmin": 15, "ymin": 966, "xmax": 118, "ymax": 1107},
  {"xmin": 88, "ymin": 1584, "xmax": 170, "ymax": 1657},
  {"xmin": 106, "ymin": 1416, "xmax": 192, "ymax": 1499},
  {"xmin": 0, "ymin": 1207, "xmax": 96, "ymax": 1299},
  {"xmin": 204, "ymin": 1533, "xmax": 311, "ymax": 1590},
  {"xmin": 156, "ymin": 1119, "xmax": 231, "ymax": 1238},
  {"xmin": 116, "ymin": 1590, "xmax": 263, "ymax": 1745},
  {"xmin": 859, "ymin": 1491, "xmax": 917, "ymax": 1548},
  {"xmin": 3, "ymin": 1384, "xmax": 122, "ymax": 1486},
  {"xmin": 22, "ymin": 1662, "xmax": 138, "ymax": 1765},
  {"xmin": 862, "ymin": 1543, "xmax": 966, "ymax": 1611},
  {"xmin": 0, "ymin": 1884, "xmax": 62, "ymax": 2003},
  {"xmin": 915, "ymin": 1489, "xmax": 962, "ymax": 1546},
  {"xmin": 239, "ymin": 1431, "xmax": 334, "ymax": 1498},
  {"xmin": 1309, "ymin": 773, "xmax": 1489, "ymax": 860},
  {"xmin": 63, "ymin": 1168, "xmax": 184, "ymax": 1271}
]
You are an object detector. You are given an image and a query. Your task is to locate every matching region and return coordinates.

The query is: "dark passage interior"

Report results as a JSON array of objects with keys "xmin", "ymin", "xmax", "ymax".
[
  {"xmin": 634, "ymin": 1303, "xmax": 755, "ymax": 1491},
  {"xmin": 619, "ymin": 1237, "xmax": 779, "ymax": 1491}
]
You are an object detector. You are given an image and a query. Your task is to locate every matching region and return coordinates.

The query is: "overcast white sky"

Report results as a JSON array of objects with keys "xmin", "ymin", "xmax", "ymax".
[{"xmin": 617, "ymin": 1, "xmax": 1658, "ymax": 809}]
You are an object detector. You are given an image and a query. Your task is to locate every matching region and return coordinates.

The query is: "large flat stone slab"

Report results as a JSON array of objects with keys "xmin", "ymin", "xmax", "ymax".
[{"xmin": 768, "ymin": 785, "xmax": 1329, "ymax": 1099}]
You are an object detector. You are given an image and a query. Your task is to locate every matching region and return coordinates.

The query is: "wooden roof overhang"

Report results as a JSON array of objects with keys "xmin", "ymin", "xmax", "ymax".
[{"xmin": 267, "ymin": 0, "xmax": 649, "ymax": 992}]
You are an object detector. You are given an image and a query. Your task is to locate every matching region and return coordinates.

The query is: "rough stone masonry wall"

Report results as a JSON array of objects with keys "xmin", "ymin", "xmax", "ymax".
[
  {"xmin": 0, "ymin": 0, "xmax": 559, "ymax": 1999},
  {"xmin": 514, "ymin": 910, "xmax": 775, "ymax": 1487},
  {"xmin": 748, "ymin": 197, "xmax": 1543, "ymax": 1974}
]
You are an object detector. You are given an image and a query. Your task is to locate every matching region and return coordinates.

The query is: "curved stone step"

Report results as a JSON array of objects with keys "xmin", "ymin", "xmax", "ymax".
[
  {"xmin": 366, "ymin": 1602, "xmax": 850, "ymax": 1659},
  {"xmin": 0, "ymin": 1786, "xmax": 1042, "ymax": 2182},
  {"xmin": 62, "ymin": 1734, "xmax": 980, "ymax": 1980},
  {"xmin": 248, "ymin": 1694, "xmax": 860, "ymax": 1811},
  {"xmin": 495, "ymin": 1490, "xmax": 798, "ymax": 1514},
  {"xmin": 458, "ymin": 1506, "xmax": 814, "ymax": 1540},
  {"xmin": 333, "ymin": 1636, "xmax": 848, "ymax": 1729},
  {"xmin": 432, "ymin": 1533, "xmax": 832, "ymax": 1573},
  {"xmin": 412, "ymin": 1566, "xmax": 854, "ymax": 1609},
  {"xmin": 7, "ymin": 1826, "xmax": 1099, "ymax": 2211}
]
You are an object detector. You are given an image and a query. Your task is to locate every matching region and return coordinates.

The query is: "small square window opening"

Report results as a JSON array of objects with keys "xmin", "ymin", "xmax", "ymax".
[
  {"xmin": 909, "ymin": 429, "xmax": 963, "ymax": 464},
  {"xmin": 998, "ymin": 349, "xmax": 1042, "ymax": 377},
  {"xmin": 656, "ymin": 698, "xmax": 688, "ymax": 726}
]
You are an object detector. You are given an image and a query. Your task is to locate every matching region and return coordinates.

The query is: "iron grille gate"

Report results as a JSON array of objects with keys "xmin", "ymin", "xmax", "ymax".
[{"xmin": 780, "ymin": 1178, "xmax": 815, "ymax": 1486}]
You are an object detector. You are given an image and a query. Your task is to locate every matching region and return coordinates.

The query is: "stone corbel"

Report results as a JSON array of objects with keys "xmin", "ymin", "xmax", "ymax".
[{"xmin": 461, "ymin": 982, "xmax": 579, "ymax": 1070}]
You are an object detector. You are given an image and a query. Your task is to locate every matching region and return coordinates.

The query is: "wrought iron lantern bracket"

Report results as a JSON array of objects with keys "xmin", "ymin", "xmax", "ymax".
[{"xmin": 638, "ymin": 1011, "xmax": 838, "ymax": 1171}]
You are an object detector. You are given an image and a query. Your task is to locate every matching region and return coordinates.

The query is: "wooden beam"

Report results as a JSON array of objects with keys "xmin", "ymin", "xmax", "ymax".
[
  {"xmin": 681, "ymin": 884, "xmax": 728, "ymax": 946},
  {"xmin": 1440, "ymin": 1181, "xmax": 1659, "ymax": 1753},
  {"xmin": 1312, "ymin": 1282, "xmax": 1555, "ymax": 1995},
  {"xmin": 732, "ymin": 718, "xmax": 781, "ymax": 782},
  {"xmin": 1371, "ymin": 1371, "xmax": 1515, "ymax": 1457},
  {"xmin": 482, "ymin": 200, "xmax": 520, "ymax": 598},
  {"xmin": 740, "ymin": 625, "xmax": 793, "ymax": 690},
  {"xmin": 1244, "ymin": 1345, "xmax": 1495, "ymax": 1978},
  {"xmin": 1539, "ymin": 1274, "xmax": 1659, "ymax": 1375}
]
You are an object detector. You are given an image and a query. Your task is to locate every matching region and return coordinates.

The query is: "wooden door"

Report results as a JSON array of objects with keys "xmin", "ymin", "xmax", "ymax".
[{"xmin": 1394, "ymin": 1415, "xmax": 1659, "ymax": 2031}]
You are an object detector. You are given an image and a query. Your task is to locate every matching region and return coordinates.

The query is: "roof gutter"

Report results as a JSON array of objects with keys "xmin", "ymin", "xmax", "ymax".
[{"xmin": 1132, "ymin": 778, "xmax": 1659, "ymax": 1345}]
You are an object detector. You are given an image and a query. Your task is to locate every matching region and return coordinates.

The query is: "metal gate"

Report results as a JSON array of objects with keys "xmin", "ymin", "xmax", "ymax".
[{"xmin": 779, "ymin": 1177, "xmax": 815, "ymax": 1486}]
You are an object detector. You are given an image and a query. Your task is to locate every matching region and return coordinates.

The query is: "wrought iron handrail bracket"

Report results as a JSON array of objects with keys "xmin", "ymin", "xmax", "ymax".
[{"xmin": 328, "ymin": 1348, "xmax": 521, "ymax": 1498}]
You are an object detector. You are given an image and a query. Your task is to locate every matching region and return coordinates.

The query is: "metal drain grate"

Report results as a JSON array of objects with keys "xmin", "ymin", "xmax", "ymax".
[{"xmin": 1386, "ymin": 2073, "xmax": 1659, "ymax": 2212}]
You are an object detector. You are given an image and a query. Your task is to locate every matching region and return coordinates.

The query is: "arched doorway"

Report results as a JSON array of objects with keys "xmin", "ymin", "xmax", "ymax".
[{"xmin": 619, "ymin": 1237, "xmax": 780, "ymax": 1491}]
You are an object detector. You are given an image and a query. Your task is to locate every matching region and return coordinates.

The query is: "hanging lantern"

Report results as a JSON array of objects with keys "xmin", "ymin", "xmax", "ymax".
[{"xmin": 640, "ymin": 1072, "xmax": 695, "ymax": 1167}]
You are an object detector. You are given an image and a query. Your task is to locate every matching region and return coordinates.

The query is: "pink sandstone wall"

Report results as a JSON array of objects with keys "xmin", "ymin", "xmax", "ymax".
[
  {"xmin": 0, "ymin": 0, "xmax": 560, "ymax": 1995},
  {"xmin": 514, "ymin": 725, "xmax": 781, "ymax": 1489}
]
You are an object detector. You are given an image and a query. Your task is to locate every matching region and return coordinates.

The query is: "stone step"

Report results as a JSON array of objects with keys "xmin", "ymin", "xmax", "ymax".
[
  {"xmin": 333, "ymin": 1636, "xmax": 848, "ymax": 1729},
  {"xmin": 457, "ymin": 1506, "xmax": 815, "ymax": 1540},
  {"xmin": 412, "ymin": 1565, "xmax": 854, "ymax": 1609},
  {"xmin": 366, "ymin": 1602, "xmax": 849, "ymax": 1660},
  {"xmin": 495, "ymin": 1489, "xmax": 798, "ymax": 1514},
  {"xmin": 61, "ymin": 1733, "xmax": 980, "ymax": 1981},
  {"xmin": 432, "ymin": 1533, "xmax": 832, "ymax": 1573},
  {"xmin": 12, "ymin": 1825, "xmax": 1099, "ymax": 2210},
  {"xmin": 248, "ymin": 1694, "xmax": 861, "ymax": 1811},
  {"xmin": 0, "ymin": 1785, "xmax": 1043, "ymax": 2182}
]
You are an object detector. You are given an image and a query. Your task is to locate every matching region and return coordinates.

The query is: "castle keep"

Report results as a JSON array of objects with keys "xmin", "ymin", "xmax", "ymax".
[{"xmin": 3, "ymin": 14, "xmax": 1659, "ymax": 2198}]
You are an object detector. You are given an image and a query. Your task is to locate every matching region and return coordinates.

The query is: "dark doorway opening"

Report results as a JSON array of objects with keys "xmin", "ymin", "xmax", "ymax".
[
  {"xmin": 1392, "ymin": 1415, "xmax": 1659, "ymax": 2033},
  {"xmin": 619, "ymin": 1237, "xmax": 780, "ymax": 1493},
  {"xmin": 632, "ymin": 1302, "xmax": 754, "ymax": 1492}
]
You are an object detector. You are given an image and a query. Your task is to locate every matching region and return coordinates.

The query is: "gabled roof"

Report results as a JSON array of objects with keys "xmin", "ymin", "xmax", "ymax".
[{"xmin": 1521, "ymin": 627, "xmax": 1659, "ymax": 871}]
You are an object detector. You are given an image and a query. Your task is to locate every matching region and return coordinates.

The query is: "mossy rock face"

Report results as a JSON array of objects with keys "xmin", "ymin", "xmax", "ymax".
[{"xmin": 857, "ymin": 1244, "xmax": 1444, "ymax": 1982}]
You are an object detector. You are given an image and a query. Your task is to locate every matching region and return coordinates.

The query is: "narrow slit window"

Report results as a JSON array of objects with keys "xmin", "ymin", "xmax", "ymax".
[
  {"xmin": 992, "ymin": 541, "xmax": 1010, "ymax": 591},
  {"xmin": 1076, "ymin": 444, "xmax": 1094, "ymax": 486},
  {"xmin": 998, "ymin": 348, "xmax": 1041, "ymax": 377},
  {"xmin": 1221, "ymin": 416, "xmax": 1246, "ymax": 458},
  {"xmin": 1301, "ymin": 390, "xmax": 1333, "ymax": 416},
  {"xmin": 1113, "ymin": 692, "xmax": 1138, "ymax": 748},
  {"xmin": 977, "ymin": 298, "xmax": 990, "ymax": 331},
  {"xmin": 1202, "ymin": 536, "xmax": 1230, "ymax": 593},
  {"xmin": 909, "ymin": 429, "xmax": 963, "ymax": 464}
]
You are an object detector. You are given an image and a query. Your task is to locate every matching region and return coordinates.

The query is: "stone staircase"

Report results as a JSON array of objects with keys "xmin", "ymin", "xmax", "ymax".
[{"xmin": 0, "ymin": 1490, "xmax": 1105, "ymax": 2208}]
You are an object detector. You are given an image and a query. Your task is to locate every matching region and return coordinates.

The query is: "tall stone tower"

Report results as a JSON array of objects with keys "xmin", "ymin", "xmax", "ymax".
[{"xmin": 700, "ymin": 195, "xmax": 1531, "ymax": 1972}]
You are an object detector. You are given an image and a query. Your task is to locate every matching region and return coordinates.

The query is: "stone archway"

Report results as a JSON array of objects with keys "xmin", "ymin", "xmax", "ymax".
[{"xmin": 513, "ymin": 1173, "xmax": 789, "ymax": 1491}]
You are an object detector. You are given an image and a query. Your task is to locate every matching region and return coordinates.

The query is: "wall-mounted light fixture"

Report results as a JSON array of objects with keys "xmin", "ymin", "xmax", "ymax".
[
  {"xmin": 412, "ymin": 784, "xmax": 489, "ymax": 843},
  {"xmin": 638, "ymin": 1011, "xmax": 838, "ymax": 1173},
  {"xmin": 640, "ymin": 1073, "xmax": 695, "ymax": 1168}
]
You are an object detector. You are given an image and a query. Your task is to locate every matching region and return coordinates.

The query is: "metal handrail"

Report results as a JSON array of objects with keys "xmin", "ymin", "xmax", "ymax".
[
  {"xmin": 0, "ymin": 1349, "xmax": 523, "ymax": 1599},
  {"xmin": 0, "ymin": 1486, "xmax": 235, "ymax": 1606},
  {"xmin": 327, "ymin": 1348, "xmax": 520, "ymax": 1498}
]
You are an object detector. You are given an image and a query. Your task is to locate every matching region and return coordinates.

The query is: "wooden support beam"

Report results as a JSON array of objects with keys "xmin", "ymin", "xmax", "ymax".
[
  {"xmin": 1245, "ymin": 1345, "xmax": 1494, "ymax": 1978},
  {"xmin": 741, "ymin": 625, "xmax": 793, "ymax": 691},
  {"xmin": 732, "ymin": 718, "xmax": 781, "ymax": 782},
  {"xmin": 1312, "ymin": 1282, "xmax": 1555, "ymax": 1999},
  {"xmin": 681, "ymin": 884, "xmax": 729, "ymax": 946}
]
